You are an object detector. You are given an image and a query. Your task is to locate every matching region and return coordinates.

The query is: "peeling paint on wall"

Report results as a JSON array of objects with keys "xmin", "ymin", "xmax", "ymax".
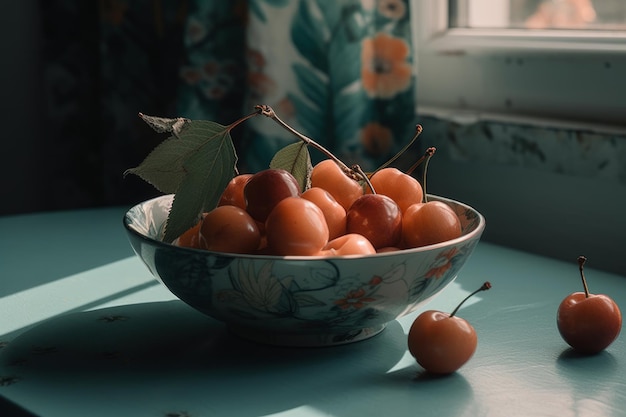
[{"xmin": 420, "ymin": 116, "xmax": 626, "ymax": 185}]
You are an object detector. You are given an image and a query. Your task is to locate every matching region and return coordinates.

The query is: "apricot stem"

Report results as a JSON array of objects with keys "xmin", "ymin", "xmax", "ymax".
[
  {"xmin": 449, "ymin": 281, "xmax": 492, "ymax": 318},
  {"xmin": 405, "ymin": 151, "xmax": 425, "ymax": 176},
  {"xmin": 410, "ymin": 147, "xmax": 436, "ymax": 203},
  {"xmin": 255, "ymin": 104, "xmax": 366, "ymax": 182},
  {"xmin": 352, "ymin": 164, "xmax": 375, "ymax": 194},
  {"xmin": 373, "ymin": 124, "xmax": 424, "ymax": 173},
  {"xmin": 227, "ymin": 108, "xmax": 262, "ymax": 132},
  {"xmin": 578, "ymin": 255, "xmax": 590, "ymax": 298}
]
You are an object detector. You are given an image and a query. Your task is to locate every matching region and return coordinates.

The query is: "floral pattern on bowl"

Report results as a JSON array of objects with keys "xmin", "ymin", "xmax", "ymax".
[{"xmin": 124, "ymin": 194, "xmax": 485, "ymax": 346}]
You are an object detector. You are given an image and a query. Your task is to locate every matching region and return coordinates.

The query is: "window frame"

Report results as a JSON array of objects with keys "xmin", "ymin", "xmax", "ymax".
[{"xmin": 411, "ymin": 0, "xmax": 626, "ymax": 132}]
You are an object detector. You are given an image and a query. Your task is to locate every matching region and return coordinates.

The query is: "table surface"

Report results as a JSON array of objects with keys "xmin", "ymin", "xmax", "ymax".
[{"xmin": 1, "ymin": 205, "xmax": 625, "ymax": 417}]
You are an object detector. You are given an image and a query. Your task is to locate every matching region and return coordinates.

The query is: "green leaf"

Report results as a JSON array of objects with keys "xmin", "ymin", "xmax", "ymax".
[
  {"xmin": 335, "ymin": 89, "xmax": 367, "ymax": 140},
  {"xmin": 249, "ymin": 0, "xmax": 267, "ymax": 22},
  {"xmin": 328, "ymin": 40, "xmax": 361, "ymax": 92},
  {"xmin": 292, "ymin": 63, "xmax": 328, "ymax": 110},
  {"xmin": 269, "ymin": 142, "xmax": 312, "ymax": 192},
  {"xmin": 124, "ymin": 136, "xmax": 194, "ymax": 194},
  {"xmin": 290, "ymin": 1, "xmax": 329, "ymax": 73},
  {"xmin": 126, "ymin": 119, "xmax": 238, "ymax": 243},
  {"xmin": 249, "ymin": 0, "xmax": 289, "ymax": 22},
  {"xmin": 287, "ymin": 93, "xmax": 325, "ymax": 145}
]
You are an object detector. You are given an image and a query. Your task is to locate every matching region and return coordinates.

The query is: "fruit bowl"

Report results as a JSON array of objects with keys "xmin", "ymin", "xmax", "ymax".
[{"xmin": 123, "ymin": 194, "xmax": 485, "ymax": 347}]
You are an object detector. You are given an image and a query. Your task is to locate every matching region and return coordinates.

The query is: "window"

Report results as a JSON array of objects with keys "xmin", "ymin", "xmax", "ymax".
[
  {"xmin": 412, "ymin": 0, "xmax": 626, "ymax": 131},
  {"xmin": 450, "ymin": 0, "xmax": 626, "ymax": 30}
]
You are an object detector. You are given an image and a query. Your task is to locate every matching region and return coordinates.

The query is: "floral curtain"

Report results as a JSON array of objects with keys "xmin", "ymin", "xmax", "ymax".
[
  {"xmin": 25, "ymin": 0, "xmax": 416, "ymax": 216},
  {"xmin": 178, "ymin": 0, "xmax": 417, "ymax": 172}
]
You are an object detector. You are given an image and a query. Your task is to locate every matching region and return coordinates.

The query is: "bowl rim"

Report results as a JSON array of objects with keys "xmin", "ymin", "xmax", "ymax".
[{"xmin": 123, "ymin": 194, "xmax": 485, "ymax": 261}]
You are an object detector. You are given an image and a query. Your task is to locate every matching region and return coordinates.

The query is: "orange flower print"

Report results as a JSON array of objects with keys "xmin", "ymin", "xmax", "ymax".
[
  {"xmin": 378, "ymin": 0, "xmax": 407, "ymax": 20},
  {"xmin": 205, "ymin": 85, "xmax": 227, "ymax": 100},
  {"xmin": 361, "ymin": 0, "xmax": 375, "ymax": 11},
  {"xmin": 100, "ymin": 0, "xmax": 129, "ymax": 26},
  {"xmin": 361, "ymin": 33, "xmax": 412, "ymax": 99},
  {"xmin": 334, "ymin": 288, "xmax": 376, "ymax": 310},
  {"xmin": 369, "ymin": 275, "xmax": 383, "ymax": 286},
  {"xmin": 180, "ymin": 67, "xmax": 203, "ymax": 85},
  {"xmin": 360, "ymin": 122, "xmax": 393, "ymax": 157},
  {"xmin": 275, "ymin": 97, "xmax": 296, "ymax": 120},
  {"xmin": 425, "ymin": 248, "xmax": 459, "ymax": 279},
  {"xmin": 247, "ymin": 48, "xmax": 277, "ymax": 100},
  {"xmin": 186, "ymin": 17, "xmax": 207, "ymax": 44},
  {"xmin": 248, "ymin": 72, "xmax": 277, "ymax": 100},
  {"xmin": 247, "ymin": 49, "xmax": 267, "ymax": 71},
  {"xmin": 203, "ymin": 61, "xmax": 220, "ymax": 78}
]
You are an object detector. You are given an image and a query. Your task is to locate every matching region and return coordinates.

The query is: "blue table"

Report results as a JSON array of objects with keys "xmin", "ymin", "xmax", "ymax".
[{"xmin": 1, "ymin": 205, "xmax": 625, "ymax": 417}]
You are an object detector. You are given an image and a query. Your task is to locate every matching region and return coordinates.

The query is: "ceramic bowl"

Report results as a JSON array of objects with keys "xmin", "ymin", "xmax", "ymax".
[{"xmin": 123, "ymin": 194, "xmax": 485, "ymax": 347}]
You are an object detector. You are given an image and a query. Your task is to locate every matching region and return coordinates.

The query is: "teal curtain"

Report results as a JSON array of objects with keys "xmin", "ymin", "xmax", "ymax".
[
  {"xmin": 177, "ymin": 0, "xmax": 417, "ymax": 173},
  {"xmin": 10, "ymin": 0, "xmax": 416, "ymax": 216}
]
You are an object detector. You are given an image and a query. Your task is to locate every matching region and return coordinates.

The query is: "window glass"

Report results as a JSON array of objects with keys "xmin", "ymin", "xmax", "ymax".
[
  {"xmin": 449, "ymin": 0, "xmax": 626, "ymax": 30},
  {"xmin": 413, "ymin": 0, "xmax": 626, "ymax": 128}
]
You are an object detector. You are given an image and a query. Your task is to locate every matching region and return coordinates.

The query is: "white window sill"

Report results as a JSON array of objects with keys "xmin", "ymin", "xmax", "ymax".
[{"xmin": 424, "ymin": 28, "xmax": 626, "ymax": 55}]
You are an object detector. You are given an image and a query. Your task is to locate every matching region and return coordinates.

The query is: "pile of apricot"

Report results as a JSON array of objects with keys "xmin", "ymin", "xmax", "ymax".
[{"xmin": 174, "ymin": 159, "xmax": 462, "ymax": 256}]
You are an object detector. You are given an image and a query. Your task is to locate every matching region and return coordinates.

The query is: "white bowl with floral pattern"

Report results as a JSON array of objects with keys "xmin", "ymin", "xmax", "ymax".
[{"xmin": 124, "ymin": 194, "xmax": 485, "ymax": 347}]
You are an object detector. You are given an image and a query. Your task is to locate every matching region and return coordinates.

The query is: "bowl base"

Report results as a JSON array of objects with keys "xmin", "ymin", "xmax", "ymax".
[{"xmin": 229, "ymin": 324, "xmax": 386, "ymax": 347}]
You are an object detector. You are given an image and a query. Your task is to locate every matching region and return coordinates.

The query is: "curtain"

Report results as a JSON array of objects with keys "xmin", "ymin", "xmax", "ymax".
[
  {"xmin": 178, "ymin": 0, "xmax": 417, "ymax": 173},
  {"xmin": 11, "ymin": 0, "xmax": 416, "ymax": 215}
]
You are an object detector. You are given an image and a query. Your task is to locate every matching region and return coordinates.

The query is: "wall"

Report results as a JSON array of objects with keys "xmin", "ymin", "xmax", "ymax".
[{"xmin": 418, "ymin": 115, "xmax": 626, "ymax": 275}]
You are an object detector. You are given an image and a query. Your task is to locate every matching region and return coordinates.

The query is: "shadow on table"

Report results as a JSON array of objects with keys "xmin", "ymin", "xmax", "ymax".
[{"xmin": 0, "ymin": 300, "xmax": 471, "ymax": 417}]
